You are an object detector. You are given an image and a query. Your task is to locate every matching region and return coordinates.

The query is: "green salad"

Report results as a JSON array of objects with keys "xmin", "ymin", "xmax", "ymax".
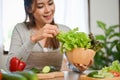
[
  {"xmin": 88, "ymin": 60, "xmax": 120, "ymax": 78},
  {"xmin": 56, "ymin": 27, "xmax": 102, "ymax": 53}
]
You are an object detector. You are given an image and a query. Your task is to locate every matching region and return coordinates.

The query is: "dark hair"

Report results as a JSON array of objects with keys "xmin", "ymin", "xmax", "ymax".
[
  {"xmin": 24, "ymin": 0, "xmax": 36, "ymax": 29},
  {"xmin": 24, "ymin": 0, "xmax": 59, "ymax": 49}
]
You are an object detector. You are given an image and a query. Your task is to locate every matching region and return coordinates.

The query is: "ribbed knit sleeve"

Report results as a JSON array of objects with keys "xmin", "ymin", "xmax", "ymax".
[{"xmin": 6, "ymin": 23, "xmax": 36, "ymax": 71}]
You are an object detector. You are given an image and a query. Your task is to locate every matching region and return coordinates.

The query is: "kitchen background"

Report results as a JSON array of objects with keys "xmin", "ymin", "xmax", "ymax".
[{"xmin": 0, "ymin": 0, "xmax": 119, "ymax": 71}]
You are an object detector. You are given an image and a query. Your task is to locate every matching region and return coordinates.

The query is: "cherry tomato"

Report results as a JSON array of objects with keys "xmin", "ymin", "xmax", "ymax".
[{"xmin": 109, "ymin": 70, "xmax": 120, "ymax": 77}]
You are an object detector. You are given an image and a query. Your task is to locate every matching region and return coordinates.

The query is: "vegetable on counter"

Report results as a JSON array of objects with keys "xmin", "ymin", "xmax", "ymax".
[
  {"xmin": 109, "ymin": 70, "xmax": 120, "ymax": 77},
  {"xmin": 2, "ymin": 70, "xmax": 38, "ymax": 80},
  {"xmin": 42, "ymin": 66, "xmax": 57, "ymax": 73},
  {"xmin": 2, "ymin": 72, "xmax": 27, "ymax": 80},
  {"xmin": 30, "ymin": 67, "xmax": 40, "ymax": 73},
  {"xmin": 87, "ymin": 60, "xmax": 120, "ymax": 78},
  {"xmin": 31, "ymin": 66, "xmax": 58, "ymax": 74},
  {"xmin": 9, "ymin": 57, "xmax": 26, "ymax": 72},
  {"xmin": 14, "ymin": 70, "xmax": 38, "ymax": 80}
]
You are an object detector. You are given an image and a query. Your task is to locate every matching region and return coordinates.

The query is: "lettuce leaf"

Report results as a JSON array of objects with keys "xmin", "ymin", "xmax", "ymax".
[{"xmin": 56, "ymin": 27, "xmax": 91, "ymax": 53}]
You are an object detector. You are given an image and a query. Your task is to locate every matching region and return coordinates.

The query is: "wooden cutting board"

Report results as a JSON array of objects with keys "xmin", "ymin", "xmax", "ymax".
[
  {"xmin": 37, "ymin": 71, "xmax": 64, "ymax": 79},
  {"xmin": 80, "ymin": 75, "xmax": 120, "ymax": 80}
]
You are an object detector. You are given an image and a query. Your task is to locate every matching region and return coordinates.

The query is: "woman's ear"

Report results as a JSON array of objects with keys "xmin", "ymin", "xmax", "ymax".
[{"xmin": 25, "ymin": 6, "xmax": 33, "ymax": 14}]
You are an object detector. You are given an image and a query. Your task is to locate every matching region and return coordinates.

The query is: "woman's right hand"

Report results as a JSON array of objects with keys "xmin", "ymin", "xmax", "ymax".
[
  {"xmin": 30, "ymin": 24, "xmax": 59, "ymax": 43},
  {"xmin": 74, "ymin": 59, "xmax": 93, "ymax": 72}
]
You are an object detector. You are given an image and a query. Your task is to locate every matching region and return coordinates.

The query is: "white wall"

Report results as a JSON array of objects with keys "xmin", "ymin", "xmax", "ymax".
[
  {"xmin": 0, "ymin": 0, "xmax": 3, "ymax": 69},
  {"xmin": 90, "ymin": 0, "xmax": 119, "ymax": 35}
]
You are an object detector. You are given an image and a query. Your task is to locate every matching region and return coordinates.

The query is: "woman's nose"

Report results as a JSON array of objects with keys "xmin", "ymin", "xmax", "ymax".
[{"xmin": 44, "ymin": 5, "xmax": 50, "ymax": 13}]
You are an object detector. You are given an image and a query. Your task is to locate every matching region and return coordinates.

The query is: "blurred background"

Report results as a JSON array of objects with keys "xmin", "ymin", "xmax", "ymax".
[{"xmin": 0, "ymin": 0, "xmax": 119, "ymax": 70}]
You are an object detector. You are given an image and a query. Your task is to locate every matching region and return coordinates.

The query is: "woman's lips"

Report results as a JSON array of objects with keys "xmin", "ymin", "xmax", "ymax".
[{"xmin": 44, "ymin": 15, "xmax": 52, "ymax": 20}]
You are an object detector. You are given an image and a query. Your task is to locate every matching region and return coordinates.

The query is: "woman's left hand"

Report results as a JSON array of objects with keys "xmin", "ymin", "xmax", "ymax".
[{"xmin": 74, "ymin": 59, "xmax": 93, "ymax": 71}]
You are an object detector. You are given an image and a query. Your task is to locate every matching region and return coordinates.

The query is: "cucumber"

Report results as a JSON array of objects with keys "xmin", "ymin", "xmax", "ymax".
[
  {"xmin": 42, "ymin": 66, "xmax": 57, "ymax": 73},
  {"xmin": 30, "ymin": 67, "xmax": 40, "ymax": 73},
  {"xmin": 2, "ymin": 72, "xmax": 27, "ymax": 80},
  {"xmin": 49, "ymin": 66, "xmax": 57, "ymax": 72},
  {"xmin": 93, "ymin": 74, "xmax": 104, "ymax": 78},
  {"xmin": 87, "ymin": 71, "xmax": 98, "ymax": 77},
  {"xmin": 14, "ymin": 70, "xmax": 38, "ymax": 80},
  {"xmin": 42, "ymin": 66, "xmax": 51, "ymax": 73}
]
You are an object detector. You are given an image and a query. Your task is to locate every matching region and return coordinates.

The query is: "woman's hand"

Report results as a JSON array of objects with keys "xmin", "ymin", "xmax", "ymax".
[
  {"xmin": 74, "ymin": 59, "xmax": 94, "ymax": 71},
  {"xmin": 31, "ymin": 24, "xmax": 59, "ymax": 43}
]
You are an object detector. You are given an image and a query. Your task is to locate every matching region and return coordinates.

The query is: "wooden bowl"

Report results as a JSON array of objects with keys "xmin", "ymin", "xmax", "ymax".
[{"xmin": 66, "ymin": 48, "xmax": 96, "ymax": 65}]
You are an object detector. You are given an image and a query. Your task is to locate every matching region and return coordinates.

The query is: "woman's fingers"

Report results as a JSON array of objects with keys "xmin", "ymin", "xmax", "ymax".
[
  {"xmin": 44, "ymin": 29, "xmax": 57, "ymax": 36},
  {"xmin": 78, "ymin": 64, "xmax": 88, "ymax": 71},
  {"xmin": 88, "ymin": 59, "xmax": 94, "ymax": 67},
  {"xmin": 74, "ymin": 63, "xmax": 88, "ymax": 71},
  {"xmin": 31, "ymin": 24, "xmax": 59, "ymax": 42},
  {"xmin": 73, "ymin": 59, "xmax": 94, "ymax": 71},
  {"xmin": 43, "ymin": 24, "xmax": 59, "ymax": 37}
]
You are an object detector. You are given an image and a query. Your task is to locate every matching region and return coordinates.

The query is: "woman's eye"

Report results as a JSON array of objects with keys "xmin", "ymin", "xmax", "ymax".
[
  {"xmin": 37, "ymin": 5, "xmax": 43, "ymax": 8},
  {"xmin": 48, "ymin": 2, "xmax": 53, "ymax": 5}
]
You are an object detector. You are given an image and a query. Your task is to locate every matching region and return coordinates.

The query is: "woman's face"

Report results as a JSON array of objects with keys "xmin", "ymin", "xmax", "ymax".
[{"xmin": 32, "ymin": 0, "xmax": 55, "ymax": 26}]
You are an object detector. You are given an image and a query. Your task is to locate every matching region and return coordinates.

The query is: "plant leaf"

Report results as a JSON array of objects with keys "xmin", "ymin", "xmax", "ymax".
[
  {"xmin": 116, "ymin": 43, "xmax": 120, "ymax": 51},
  {"xmin": 97, "ymin": 21, "xmax": 106, "ymax": 30},
  {"xmin": 109, "ymin": 40, "xmax": 119, "ymax": 51},
  {"xmin": 109, "ymin": 25, "xmax": 120, "ymax": 29},
  {"xmin": 106, "ymin": 27, "xmax": 114, "ymax": 36},
  {"xmin": 95, "ymin": 35, "xmax": 105, "ymax": 41},
  {"xmin": 106, "ymin": 25, "xmax": 120, "ymax": 37},
  {"xmin": 109, "ymin": 33, "xmax": 120, "ymax": 39}
]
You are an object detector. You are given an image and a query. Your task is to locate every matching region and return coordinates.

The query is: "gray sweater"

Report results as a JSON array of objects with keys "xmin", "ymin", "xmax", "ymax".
[{"xmin": 7, "ymin": 23, "xmax": 80, "ymax": 72}]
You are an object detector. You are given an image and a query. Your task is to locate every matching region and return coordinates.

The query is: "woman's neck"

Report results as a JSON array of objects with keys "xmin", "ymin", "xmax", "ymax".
[
  {"xmin": 33, "ymin": 24, "xmax": 44, "ymax": 31},
  {"xmin": 35, "ymin": 21, "xmax": 45, "ymax": 30}
]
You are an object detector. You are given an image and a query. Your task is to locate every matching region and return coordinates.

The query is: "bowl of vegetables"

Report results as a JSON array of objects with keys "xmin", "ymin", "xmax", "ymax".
[
  {"xmin": 80, "ymin": 60, "xmax": 120, "ymax": 80},
  {"xmin": 67, "ymin": 48, "xmax": 95, "ymax": 66},
  {"xmin": 57, "ymin": 27, "xmax": 102, "ymax": 66}
]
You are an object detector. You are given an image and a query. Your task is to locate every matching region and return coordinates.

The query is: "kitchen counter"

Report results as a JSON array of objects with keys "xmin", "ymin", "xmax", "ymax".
[
  {"xmin": 37, "ymin": 71, "xmax": 81, "ymax": 80},
  {"xmin": 37, "ymin": 70, "xmax": 120, "ymax": 80}
]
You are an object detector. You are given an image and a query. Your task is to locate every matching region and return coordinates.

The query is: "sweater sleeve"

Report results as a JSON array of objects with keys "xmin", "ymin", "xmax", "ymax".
[{"xmin": 6, "ymin": 24, "xmax": 36, "ymax": 71}]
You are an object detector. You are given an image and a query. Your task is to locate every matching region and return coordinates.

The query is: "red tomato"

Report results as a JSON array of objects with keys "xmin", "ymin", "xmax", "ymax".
[
  {"xmin": 9, "ymin": 57, "xmax": 26, "ymax": 72},
  {"xmin": 9, "ymin": 57, "xmax": 20, "ymax": 71},
  {"xmin": 109, "ymin": 70, "xmax": 120, "ymax": 77}
]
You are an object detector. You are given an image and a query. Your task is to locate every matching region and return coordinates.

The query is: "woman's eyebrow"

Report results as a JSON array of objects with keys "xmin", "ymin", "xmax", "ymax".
[
  {"xmin": 48, "ymin": 0, "xmax": 52, "ymax": 2},
  {"xmin": 37, "ymin": 0, "xmax": 44, "ymax": 5},
  {"xmin": 37, "ymin": 0, "xmax": 52, "ymax": 5}
]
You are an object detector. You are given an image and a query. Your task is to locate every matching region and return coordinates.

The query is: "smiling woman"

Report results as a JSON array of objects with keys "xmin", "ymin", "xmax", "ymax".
[
  {"xmin": 1, "ymin": 0, "xmax": 89, "ymax": 51},
  {"xmin": 3, "ymin": 0, "xmax": 91, "ymax": 73}
]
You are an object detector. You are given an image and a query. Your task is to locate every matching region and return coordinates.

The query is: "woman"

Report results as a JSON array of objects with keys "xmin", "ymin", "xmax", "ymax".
[{"xmin": 7, "ymin": 0, "xmax": 91, "ymax": 72}]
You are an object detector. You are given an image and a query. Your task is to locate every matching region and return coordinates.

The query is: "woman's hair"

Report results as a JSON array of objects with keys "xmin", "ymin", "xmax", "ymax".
[
  {"xmin": 24, "ymin": 0, "xmax": 59, "ymax": 49},
  {"xmin": 24, "ymin": 0, "xmax": 36, "ymax": 29}
]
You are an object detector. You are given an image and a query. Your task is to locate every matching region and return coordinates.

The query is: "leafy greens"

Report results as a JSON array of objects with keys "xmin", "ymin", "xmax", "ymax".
[
  {"xmin": 56, "ymin": 27, "xmax": 102, "ymax": 53},
  {"xmin": 88, "ymin": 60, "xmax": 120, "ymax": 78},
  {"xmin": 57, "ymin": 27, "xmax": 91, "ymax": 53}
]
